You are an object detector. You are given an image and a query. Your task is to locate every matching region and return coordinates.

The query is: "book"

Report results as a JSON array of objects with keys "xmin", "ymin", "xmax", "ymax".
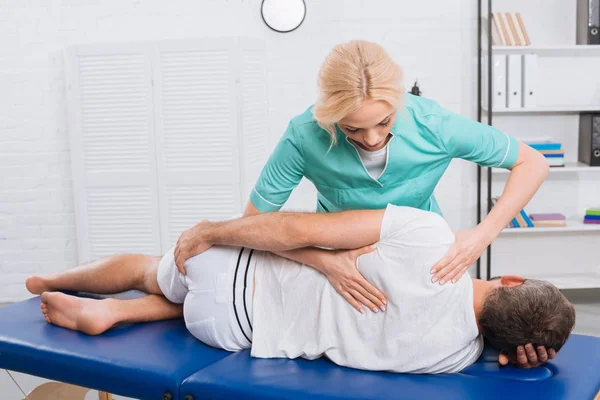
[
  {"xmin": 533, "ymin": 220, "xmax": 567, "ymax": 227},
  {"xmin": 511, "ymin": 217, "xmax": 519, "ymax": 228},
  {"xmin": 515, "ymin": 13, "xmax": 531, "ymax": 45},
  {"xmin": 515, "ymin": 212, "xmax": 527, "ymax": 228},
  {"xmin": 584, "ymin": 215, "xmax": 600, "ymax": 220},
  {"xmin": 527, "ymin": 141, "xmax": 562, "ymax": 151},
  {"xmin": 506, "ymin": 13, "xmax": 524, "ymax": 46},
  {"xmin": 490, "ymin": 17, "xmax": 503, "ymax": 46},
  {"xmin": 497, "ymin": 13, "xmax": 514, "ymax": 46},
  {"xmin": 520, "ymin": 210, "xmax": 534, "ymax": 227},
  {"xmin": 547, "ymin": 158, "xmax": 565, "ymax": 167},
  {"xmin": 586, "ymin": 208, "xmax": 600, "ymax": 216},
  {"xmin": 540, "ymin": 150, "xmax": 565, "ymax": 155},
  {"xmin": 529, "ymin": 213, "xmax": 566, "ymax": 221},
  {"xmin": 583, "ymin": 218, "xmax": 600, "ymax": 225}
]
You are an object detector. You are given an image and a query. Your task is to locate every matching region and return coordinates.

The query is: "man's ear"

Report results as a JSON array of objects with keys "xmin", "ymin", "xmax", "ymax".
[{"xmin": 500, "ymin": 275, "xmax": 525, "ymax": 287}]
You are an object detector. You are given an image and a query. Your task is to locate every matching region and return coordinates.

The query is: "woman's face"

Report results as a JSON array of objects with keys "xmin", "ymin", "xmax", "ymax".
[{"xmin": 337, "ymin": 99, "xmax": 396, "ymax": 152}]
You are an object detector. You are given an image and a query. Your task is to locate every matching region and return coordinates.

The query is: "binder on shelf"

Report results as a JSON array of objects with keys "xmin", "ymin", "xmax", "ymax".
[
  {"xmin": 522, "ymin": 53, "xmax": 537, "ymax": 108},
  {"xmin": 493, "ymin": 54, "xmax": 507, "ymax": 109},
  {"xmin": 483, "ymin": 54, "xmax": 507, "ymax": 110},
  {"xmin": 507, "ymin": 54, "xmax": 522, "ymax": 108}
]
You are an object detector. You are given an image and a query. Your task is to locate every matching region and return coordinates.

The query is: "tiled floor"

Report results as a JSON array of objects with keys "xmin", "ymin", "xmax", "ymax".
[{"xmin": 1, "ymin": 294, "xmax": 599, "ymax": 400}]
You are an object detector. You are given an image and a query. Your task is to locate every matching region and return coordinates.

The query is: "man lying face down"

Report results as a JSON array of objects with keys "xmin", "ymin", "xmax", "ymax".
[{"xmin": 27, "ymin": 205, "xmax": 575, "ymax": 374}]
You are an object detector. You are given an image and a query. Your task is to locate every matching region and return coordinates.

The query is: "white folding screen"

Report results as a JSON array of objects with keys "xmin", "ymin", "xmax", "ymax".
[
  {"xmin": 238, "ymin": 41, "xmax": 270, "ymax": 204},
  {"xmin": 67, "ymin": 38, "xmax": 268, "ymax": 262},
  {"xmin": 66, "ymin": 44, "xmax": 162, "ymax": 262}
]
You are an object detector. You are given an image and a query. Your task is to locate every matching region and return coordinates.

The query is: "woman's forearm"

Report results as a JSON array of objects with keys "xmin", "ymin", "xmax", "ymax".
[{"xmin": 479, "ymin": 141, "xmax": 549, "ymax": 240}]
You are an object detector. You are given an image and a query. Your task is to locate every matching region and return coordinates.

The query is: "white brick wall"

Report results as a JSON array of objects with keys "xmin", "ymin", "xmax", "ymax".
[{"xmin": 0, "ymin": 0, "xmax": 478, "ymax": 301}]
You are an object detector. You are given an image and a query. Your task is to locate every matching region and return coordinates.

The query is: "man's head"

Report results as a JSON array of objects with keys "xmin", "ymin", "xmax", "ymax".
[{"xmin": 478, "ymin": 276, "xmax": 576, "ymax": 357}]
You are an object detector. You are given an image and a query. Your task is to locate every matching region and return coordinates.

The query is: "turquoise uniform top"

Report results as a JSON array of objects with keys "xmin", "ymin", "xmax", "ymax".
[{"xmin": 250, "ymin": 94, "xmax": 519, "ymax": 215}]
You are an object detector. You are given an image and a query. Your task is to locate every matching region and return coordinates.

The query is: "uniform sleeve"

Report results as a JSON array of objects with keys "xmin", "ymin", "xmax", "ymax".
[
  {"xmin": 250, "ymin": 122, "xmax": 305, "ymax": 213},
  {"xmin": 431, "ymin": 108, "xmax": 519, "ymax": 169}
]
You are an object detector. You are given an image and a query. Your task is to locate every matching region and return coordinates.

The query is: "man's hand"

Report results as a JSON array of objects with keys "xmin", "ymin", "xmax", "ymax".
[
  {"xmin": 498, "ymin": 344, "xmax": 556, "ymax": 368},
  {"xmin": 174, "ymin": 220, "xmax": 214, "ymax": 275}
]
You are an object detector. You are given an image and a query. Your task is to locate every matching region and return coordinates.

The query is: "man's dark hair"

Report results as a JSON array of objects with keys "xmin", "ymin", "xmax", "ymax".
[{"xmin": 478, "ymin": 279, "xmax": 576, "ymax": 355}]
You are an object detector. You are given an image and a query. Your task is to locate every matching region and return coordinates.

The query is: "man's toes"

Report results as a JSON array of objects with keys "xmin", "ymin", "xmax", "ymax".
[{"xmin": 41, "ymin": 292, "xmax": 49, "ymax": 304}]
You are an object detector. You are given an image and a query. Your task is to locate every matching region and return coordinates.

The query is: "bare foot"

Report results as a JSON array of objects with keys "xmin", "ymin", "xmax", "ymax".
[
  {"xmin": 26, "ymin": 275, "xmax": 57, "ymax": 295},
  {"xmin": 41, "ymin": 292, "xmax": 118, "ymax": 335}
]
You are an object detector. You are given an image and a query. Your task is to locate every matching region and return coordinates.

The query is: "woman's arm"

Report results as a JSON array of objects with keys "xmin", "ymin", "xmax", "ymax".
[
  {"xmin": 431, "ymin": 141, "xmax": 548, "ymax": 283},
  {"xmin": 479, "ymin": 141, "xmax": 549, "ymax": 240},
  {"xmin": 242, "ymin": 201, "xmax": 261, "ymax": 217}
]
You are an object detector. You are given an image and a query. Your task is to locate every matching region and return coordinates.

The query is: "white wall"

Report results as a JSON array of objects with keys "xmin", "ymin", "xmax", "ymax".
[{"xmin": 0, "ymin": 0, "xmax": 479, "ymax": 301}]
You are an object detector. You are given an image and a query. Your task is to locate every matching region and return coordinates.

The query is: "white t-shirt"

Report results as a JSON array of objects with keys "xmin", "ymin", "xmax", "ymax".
[
  {"xmin": 355, "ymin": 145, "xmax": 387, "ymax": 180},
  {"xmin": 251, "ymin": 205, "xmax": 483, "ymax": 374}
]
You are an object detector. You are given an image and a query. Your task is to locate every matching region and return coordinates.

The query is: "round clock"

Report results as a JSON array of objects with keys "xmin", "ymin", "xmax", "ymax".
[{"xmin": 261, "ymin": 0, "xmax": 306, "ymax": 33}]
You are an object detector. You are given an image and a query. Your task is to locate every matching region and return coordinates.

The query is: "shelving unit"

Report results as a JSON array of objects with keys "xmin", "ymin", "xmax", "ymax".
[
  {"xmin": 493, "ymin": 162, "xmax": 600, "ymax": 174},
  {"xmin": 483, "ymin": 105, "xmax": 600, "ymax": 114},
  {"xmin": 476, "ymin": 0, "xmax": 600, "ymax": 288},
  {"xmin": 485, "ymin": 45, "xmax": 600, "ymax": 56},
  {"xmin": 500, "ymin": 219, "xmax": 600, "ymax": 234}
]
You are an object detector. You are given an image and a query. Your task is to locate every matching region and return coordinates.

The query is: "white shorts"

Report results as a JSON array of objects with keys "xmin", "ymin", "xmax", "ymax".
[{"xmin": 156, "ymin": 245, "xmax": 258, "ymax": 351}]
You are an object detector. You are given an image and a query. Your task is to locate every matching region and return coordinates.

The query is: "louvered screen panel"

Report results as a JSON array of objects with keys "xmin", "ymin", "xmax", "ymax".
[
  {"xmin": 153, "ymin": 40, "xmax": 243, "ymax": 251},
  {"xmin": 80, "ymin": 54, "xmax": 151, "ymax": 172},
  {"xmin": 166, "ymin": 185, "xmax": 237, "ymax": 245},
  {"xmin": 87, "ymin": 187, "xmax": 156, "ymax": 258},
  {"xmin": 67, "ymin": 46, "xmax": 162, "ymax": 262},
  {"xmin": 239, "ymin": 41, "xmax": 270, "ymax": 203}
]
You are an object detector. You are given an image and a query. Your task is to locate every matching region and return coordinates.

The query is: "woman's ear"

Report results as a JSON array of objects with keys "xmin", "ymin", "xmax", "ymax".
[{"xmin": 500, "ymin": 275, "xmax": 525, "ymax": 287}]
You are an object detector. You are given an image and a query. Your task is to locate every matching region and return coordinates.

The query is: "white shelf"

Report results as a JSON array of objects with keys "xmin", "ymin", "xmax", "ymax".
[
  {"xmin": 493, "ymin": 162, "xmax": 600, "ymax": 174},
  {"xmin": 485, "ymin": 45, "xmax": 600, "ymax": 56},
  {"xmin": 482, "ymin": 105, "xmax": 600, "ymax": 114},
  {"xmin": 500, "ymin": 219, "xmax": 600, "ymax": 234},
  {"xmin": 524, "ymin": 272, "xmax": 600, "ymax": 290}
]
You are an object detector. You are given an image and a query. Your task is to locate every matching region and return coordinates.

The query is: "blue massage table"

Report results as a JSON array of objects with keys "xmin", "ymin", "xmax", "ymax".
[{"xmin": 1, "ymin": 296, "xmax": 599, "ymax": 400}]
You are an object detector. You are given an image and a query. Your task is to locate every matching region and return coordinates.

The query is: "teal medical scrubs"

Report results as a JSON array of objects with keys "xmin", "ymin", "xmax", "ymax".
[{"xmin": 250, "ymin": 93, "xmax": 519, "ymax": 216}]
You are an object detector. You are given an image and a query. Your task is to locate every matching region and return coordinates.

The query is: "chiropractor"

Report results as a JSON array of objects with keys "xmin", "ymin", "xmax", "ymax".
[{"xmin": 175, "ymin": 40, "xmax": 550, "ymax": 368}]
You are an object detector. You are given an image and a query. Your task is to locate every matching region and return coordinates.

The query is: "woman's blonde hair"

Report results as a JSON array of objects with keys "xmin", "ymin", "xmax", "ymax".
[{"xmin": 313, "ymin": 40, "xmax": 405, "ymax": 145}]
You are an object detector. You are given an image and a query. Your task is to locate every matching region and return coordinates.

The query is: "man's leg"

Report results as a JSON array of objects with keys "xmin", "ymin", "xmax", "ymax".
[
  {"xmin": 27, "ymin": 254, "xmax": 183, "ymax": 335},
  {"xmin": 26, "ymin": 254, "xmax": 164, "ymax": 295},
  {"xmin": 40, "ymin": 292, "xmax": 182, "ymax": 335}
]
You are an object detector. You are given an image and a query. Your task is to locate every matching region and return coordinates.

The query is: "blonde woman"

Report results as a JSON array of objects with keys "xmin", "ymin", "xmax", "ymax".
[{"xmin": 175, "ymin": 40, "xmax": 550, "ymax": 367}]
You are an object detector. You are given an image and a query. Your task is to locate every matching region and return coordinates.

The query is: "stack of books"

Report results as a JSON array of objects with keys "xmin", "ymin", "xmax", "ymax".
[
  {"xmin": 507, "ymin": 208, "xmax": 534, "ymax": 228},
  {"xmin": 526, "ymin": 141, "xmax": 565, "ymax": 167},
  {"xmin": 491, "ymin": 12, "xmax": 531, "ymax": 46},
  {"xmin": 492, "ymin": 197, "xmax": 567, "ymax": 229},
  {"xmin": 529, "ymin": 213, "xmax": 567, "ymax": 228},
  {"xmin": 584, "ymin": 208, "xmax": 600, "ymax": 225},
  {"xmin": 492, "ymin": 197, "xmax": 534, "ymax": 228}
]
